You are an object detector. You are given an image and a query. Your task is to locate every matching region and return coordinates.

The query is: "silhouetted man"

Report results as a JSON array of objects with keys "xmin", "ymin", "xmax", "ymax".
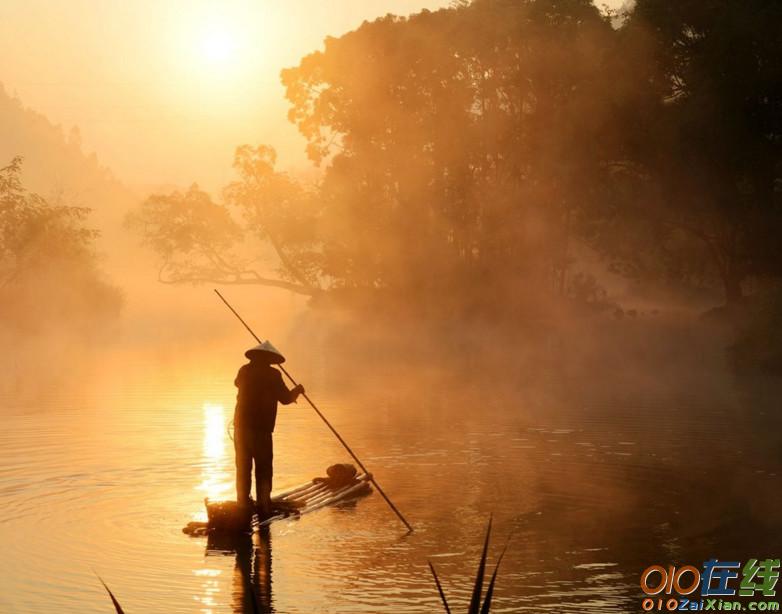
[{"xmin": 234, "ymin": 341, "xmax": 304, "ymax": 517}]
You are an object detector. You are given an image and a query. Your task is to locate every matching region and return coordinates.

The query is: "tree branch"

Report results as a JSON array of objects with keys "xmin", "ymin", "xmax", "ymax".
[{"xmin": 156, "ymin": 262, "xmax": 318, "ymax": 296}]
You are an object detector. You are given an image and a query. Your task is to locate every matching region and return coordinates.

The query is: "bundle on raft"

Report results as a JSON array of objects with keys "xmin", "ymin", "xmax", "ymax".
[{"xmin": 183, "ymin": 464, "xmax": 371, "ymax": 536}]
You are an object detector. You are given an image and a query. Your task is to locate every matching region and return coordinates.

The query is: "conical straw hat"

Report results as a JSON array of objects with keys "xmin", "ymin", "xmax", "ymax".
[{"xmin": 244, "ymin": 340, "xmax": 285, "ymax": 364}]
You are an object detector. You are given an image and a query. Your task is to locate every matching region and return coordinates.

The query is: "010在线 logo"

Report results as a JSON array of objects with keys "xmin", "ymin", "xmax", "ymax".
[{"xmin": 639, "ymin": 559, "xmax": 780, "ymax": 611}]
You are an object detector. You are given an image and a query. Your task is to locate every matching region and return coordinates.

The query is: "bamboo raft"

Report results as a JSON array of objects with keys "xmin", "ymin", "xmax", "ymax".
[{"xmin": 183, "ymin": 464, "xmax": 372, "ymax": 536}]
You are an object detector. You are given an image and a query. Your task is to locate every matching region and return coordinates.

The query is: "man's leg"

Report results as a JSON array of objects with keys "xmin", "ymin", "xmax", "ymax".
[
  {"xmin": 234, "ymin": 429, "xmax": 252, "ymax": 505},
  {"xmin": 254, "ymin": 431, "xmax": 274, "ymax": 517}
]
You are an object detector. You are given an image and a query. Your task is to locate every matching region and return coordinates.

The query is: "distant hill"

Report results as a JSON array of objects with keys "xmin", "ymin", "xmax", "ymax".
[{"xmin": 0, "ymin": 83, "xmax": 136, "ymax": 231}]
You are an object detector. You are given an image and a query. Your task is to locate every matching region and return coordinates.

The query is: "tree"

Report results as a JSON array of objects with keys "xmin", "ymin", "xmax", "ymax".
[
  {"xmin": 609, "ymin": 0, "xmax": 782, "ymax": 304},
  {"xmin": 1, "ymin": 156, "xmax": 96, "ymax": 287},
  {"xmin": 225, "ymin": 145, "xmax": 323, "ymax": 292},
  {"xmin": 281, "ymin": 0, "xmax": 623, "ymax": 302},
  {"xmin": 0, "ymin": 156, "xmax": 121, "ymax": 325},
  {"xmin": 128, "ymin": 146, "xmax": 322, "ymax": 295}
]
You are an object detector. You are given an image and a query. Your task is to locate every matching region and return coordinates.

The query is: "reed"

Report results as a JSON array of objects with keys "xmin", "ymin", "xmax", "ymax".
[
  {"xmin": 428, "ymin": 517, "xmax": 509, "ymax": 613},
  {"xmin": 96, "ymin": 575, "xmax": 125, "ymax": 614}
]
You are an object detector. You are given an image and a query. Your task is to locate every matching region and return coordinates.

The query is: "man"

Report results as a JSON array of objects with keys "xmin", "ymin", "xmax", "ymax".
[{"xmin": 234, "ymin": 340, "xmax": 304, "ymax": 517}]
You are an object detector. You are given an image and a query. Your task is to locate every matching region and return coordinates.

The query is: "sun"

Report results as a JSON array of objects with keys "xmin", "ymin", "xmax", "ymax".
[
  {"xmin": 167, "ymin": 7, "xmax": 274, "ymax": 101},
  {"xmin": 172, "ymin": 15, "xmax": 251, "ymax": 84},
  {"xmin": 200, "ymin": 26, "xmax": 237, "ymax": 66}
]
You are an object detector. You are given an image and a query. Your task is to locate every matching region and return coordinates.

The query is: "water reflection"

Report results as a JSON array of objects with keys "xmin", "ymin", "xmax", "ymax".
[
  {"xmin": 199, "ymin": 402, "xmax": 273, "ymax": 612},
  {"xmin": 193, "ymin": 565, "xmax": 223, "ymax": 613},
  {"xmin": 199, "ymin": 402, "xmax": 232, "ymax": 506},
  {"xmin": 207, "ymin": 529, "xmax": 274, "ymax": 614}
]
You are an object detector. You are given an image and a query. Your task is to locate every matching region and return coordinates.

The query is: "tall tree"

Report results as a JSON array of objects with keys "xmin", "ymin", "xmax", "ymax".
[
  {"xmin": 613, "ymin": 0, "xmax": 782, "ymax": 304},
  {"xmin": 282, "ymin": 0, "xmax": 622, "ymax": 301}
]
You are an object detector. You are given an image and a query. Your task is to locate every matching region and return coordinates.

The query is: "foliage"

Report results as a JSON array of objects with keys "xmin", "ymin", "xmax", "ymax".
[
  {"xmin": 0, "ymin": 157, "xmax": 97, "ymax": 286},
  {"xmin": 225, "ymin": 145, "xmax": 323, "ymax": 290},
  {"xmin": 128, "ymin": 148, "xmax": 321, "ymax": 295},
  {"xmin": 127, "ymin": 183, "xmax": 241, "ymax": 283},
  {"xmin": 282, "ymin": 0, "xmax": 624, "ymax": 297},
  {"xmin": 0, "ymin": 157, "xmax": 121, "ymax": 330},
  {"xmin": 592, "ymin": 0, "xmax": 782, "ymax": 303}
]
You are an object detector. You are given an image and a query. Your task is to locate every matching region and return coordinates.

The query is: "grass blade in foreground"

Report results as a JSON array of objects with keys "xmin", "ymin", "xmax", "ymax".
[
  {"xmin": 96, "ymin": 575, "xmax": 125, "ymax": 614},
  {"xmin": 428, "ymin": 560, "xmax": 452, "ymax": 613},
  {"xmin": 479, "ymin": 536, "xmax": 510, "ymax": 614},
  {"xmin": 468, "ymin": 515, "xmax": 492, "ymax": 614},
  {"xmin": 429, "ymin": 516, "xmax": 507, "ymax": 613}
]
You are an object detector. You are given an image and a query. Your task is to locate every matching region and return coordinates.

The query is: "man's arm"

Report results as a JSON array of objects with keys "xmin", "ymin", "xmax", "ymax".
[
  {"xmin": 234, "ymin": 365, "xmax": 246, "ymax": 388},
  {"xmin": 276, "ymin": 372, "xmax": 304, "ymax": 405}
]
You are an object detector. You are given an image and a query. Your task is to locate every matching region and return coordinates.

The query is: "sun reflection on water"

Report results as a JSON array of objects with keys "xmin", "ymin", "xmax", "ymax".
[
  {"xmin": 193, "ymin": 404, "xmax": 230, "ymax": 612},
  {"xmin": 197, "ymin": 402, "xmax": 232, "ymax": 505}
]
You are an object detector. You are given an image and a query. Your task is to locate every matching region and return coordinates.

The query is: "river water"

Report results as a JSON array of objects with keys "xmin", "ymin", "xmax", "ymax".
[{"xmin": 1, "ymin": 341, "xmax": 780, "ymax": 613}]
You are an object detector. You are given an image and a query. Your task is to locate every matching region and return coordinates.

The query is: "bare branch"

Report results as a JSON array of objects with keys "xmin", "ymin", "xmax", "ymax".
[{"xmin": 156, "ymin": 262, "xmax": 318, "ymax": 295}]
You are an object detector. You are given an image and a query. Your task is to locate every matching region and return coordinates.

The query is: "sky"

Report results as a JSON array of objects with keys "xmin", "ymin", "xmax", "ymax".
[{"xmin": 0, "ymin": 0, "xmax": 625, "ymax": 192}]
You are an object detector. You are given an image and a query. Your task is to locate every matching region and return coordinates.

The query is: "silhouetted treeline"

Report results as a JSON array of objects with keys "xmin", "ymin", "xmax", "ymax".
[{"xmin": 131, "ymin": 0, "xmax": 782, "ymax": 318}]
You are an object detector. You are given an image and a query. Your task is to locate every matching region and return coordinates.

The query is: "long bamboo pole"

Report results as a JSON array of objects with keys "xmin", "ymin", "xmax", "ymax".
[{"xmin": 214, "ymin": 289, "xmax": 413, "ymax": 533}]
